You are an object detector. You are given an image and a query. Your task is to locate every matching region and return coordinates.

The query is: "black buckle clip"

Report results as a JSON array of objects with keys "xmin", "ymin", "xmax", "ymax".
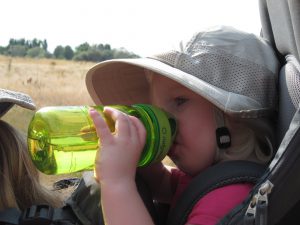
[{"xmin": 19, "ymin": 205, "xmax": 54, "ymax": 225}]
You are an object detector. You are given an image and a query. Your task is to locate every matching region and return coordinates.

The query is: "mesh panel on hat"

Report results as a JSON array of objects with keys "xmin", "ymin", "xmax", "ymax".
[
  {"xmin": 150, "ymin": 50, "xmax": 179, "ymax": 67},
  {"xmin": 152, "ymin": 46, "xmax": 277, "ymax": 110},
  {"xmin": 286, "ymin": 57, "xmax": 300, "ymax": 108}
]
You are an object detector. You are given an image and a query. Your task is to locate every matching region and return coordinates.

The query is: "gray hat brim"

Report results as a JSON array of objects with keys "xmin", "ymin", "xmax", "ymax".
[
  {"xmin": 86, "ymin": 58, "xmax": 272, "ymax": 119},
  {"xmin": 0, "ymin": 89, "xmax": 36, "ymax": 117}
]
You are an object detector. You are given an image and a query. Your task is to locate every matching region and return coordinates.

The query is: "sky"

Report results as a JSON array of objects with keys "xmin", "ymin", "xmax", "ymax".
[{"xmin": 0, "ymin": 0, "xmax": 261, "ymax": 57}]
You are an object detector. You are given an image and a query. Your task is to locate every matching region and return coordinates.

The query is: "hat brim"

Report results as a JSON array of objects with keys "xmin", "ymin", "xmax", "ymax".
[
  {"xmin": 86, "ymin": 58, "xmax": 271, "ymax": 118},
  {"xmin": 0, "ymin": 89, "xmax": 36, "ymax": 117}
]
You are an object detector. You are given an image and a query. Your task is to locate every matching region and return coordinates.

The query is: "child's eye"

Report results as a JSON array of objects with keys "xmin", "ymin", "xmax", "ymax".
[{"xmin": 174, "ymin": 97, "xmax": 188, "ymax": 106}]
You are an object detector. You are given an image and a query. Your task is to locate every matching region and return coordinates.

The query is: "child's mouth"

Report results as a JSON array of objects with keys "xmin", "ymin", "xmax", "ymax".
[{"xmin": 167, "ymin": 142, "xmax": 178, "ymax": 158}]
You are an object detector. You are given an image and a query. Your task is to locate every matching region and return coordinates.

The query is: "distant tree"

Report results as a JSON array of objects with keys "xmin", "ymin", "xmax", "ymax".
[
  {"xmin": 73, "ymin": 51, "xmax": 88, "ymax": 61},
  {"xmin": 26, "ymin": 47, "xmax": 46, "ymax": 58},
  {"xmin": 73, "ymin": 51, "xmax": 89, "ymax": 61},
  {"xmin": 0, "ymin": 46, "xmax": 7, "ymax": 55},
  {"xmin": 25, "ymin": 40, "xmax": 32, "ymax": 48},
  {"xmin": 9, "ymin": 38, "xmax": 17, "ymax": 46},
  {"xmin": 8, "ymin": 45, "xmax": 26, "ymax": 57},
  {"xmin": 0, "ymin": 38, "xmax": 140, "ymax": 61},
  {"xmin": 44, "ymin": 51, "xmax": 53, "ymax": 58},
  {"xmin": 64, "ymin": 46, "xmax": 74, "ymax": 60},
  {"xmin": 42, "ymin": 39, "xmax": 48, "ymax": 51},
  {"xmin": 7, "ymin": 38, "xmax": 46, "ymax": 50},
  {"xmin": 113, "ymin": 48, "xmax": 139, "ymax": 59},
  {"xmin": 75, "ymin": 42, "xmax": 90, "ymax": 53},
  {"xmin": 32, "ymin": 38, "xmax": 39, "ymax": 48},
  {"xmin": 101, "ymin": 49, "xmax": 113, "ymax": 60},
  {"xmin": 96, "ymin": 44, "xmax": 104, "ymax": 50},
  {"xmin": 53, "ymin": 45, "xmax": 65, "ymax": 59},
  {"xmin": 18, "ymin": 38, "xmax": 25, "ymax": 46},
  {"xmin": 104, "ymin": 44, "xmax": 111, "ymax": 50},
  {"xmin": 73, "ymin": 49, "xmax": 113, "ymax": 62},
  {"xmin": 93, "ymin": 44, "xmax": 111, "ymax": 51}
]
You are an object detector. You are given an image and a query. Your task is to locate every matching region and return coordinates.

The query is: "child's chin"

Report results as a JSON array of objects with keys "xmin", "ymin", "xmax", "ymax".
[{"xmin": 167, "ymin": 144, "xmax": 179, "ymax": 158}]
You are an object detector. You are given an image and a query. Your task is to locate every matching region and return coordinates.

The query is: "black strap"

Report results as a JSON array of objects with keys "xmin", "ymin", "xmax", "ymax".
[
  {"xmin": 0, "ymin": 208, "xmax": 21, "ymax": 225},
  {"xmin": 0, "ymin": 204, "xmax": 81, "ymax": 225},
  {"xmin": 166, "ymin": 160, "xmax": 265, "ymax": 225},
  {"xmin": 19, "ymin": 204, "xmax": 79, "ymax": 225}
]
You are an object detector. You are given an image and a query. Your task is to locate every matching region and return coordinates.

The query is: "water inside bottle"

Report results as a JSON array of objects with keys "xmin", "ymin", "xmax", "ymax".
[
  {"xmin": 28, "ymin": 133, "xmax": 99, "ymax": 175},
  {"xmin": 27, "ymin": 106, "xmax": 103, "ymax": 174}
]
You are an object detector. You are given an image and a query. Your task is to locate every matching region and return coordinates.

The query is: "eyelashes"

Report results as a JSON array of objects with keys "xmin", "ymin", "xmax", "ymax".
[{"xmin": 174, "ymin": 97, "xmax": 188, "ymax": 106}]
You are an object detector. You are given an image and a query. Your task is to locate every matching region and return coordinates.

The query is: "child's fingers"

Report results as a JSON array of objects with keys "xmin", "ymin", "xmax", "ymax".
[
  {"xmin": 89, "ymin": 109, "xmax": 112, "ymax": 142},
  {"xmin": 104, "ymin": 107, "xmax": 146, "ymax": 146},
  {"xmin": 104, "ymin": 107, "xmax": 132, "ymax": 136},
  {"xmin": 130, "ymin": 116, "xmax": 146, "ymax": 146}
]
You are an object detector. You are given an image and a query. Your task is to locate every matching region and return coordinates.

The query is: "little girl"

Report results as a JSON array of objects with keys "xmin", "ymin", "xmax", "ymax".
[{"xmin": 87, "ymin": 26, "xmax": 278, "ymax": 225}]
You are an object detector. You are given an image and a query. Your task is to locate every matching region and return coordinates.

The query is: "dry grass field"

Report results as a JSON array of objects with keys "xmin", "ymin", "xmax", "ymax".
[
  {"xmin": 1, "ymin": 55, "xmax": 173, "ymax": 199},
  {"xmin": 1, "ymin": 55, "xmax": 96, "ymax": 135},
  {"xmin": 0, "ymin": 55, "xmax": 95, "ymax": 107}
]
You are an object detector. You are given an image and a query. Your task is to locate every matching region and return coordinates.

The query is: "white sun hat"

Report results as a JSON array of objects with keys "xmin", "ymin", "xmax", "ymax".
[{"xmin": 86, "ymin": 26, "xmax": 279, "ymax": 119}]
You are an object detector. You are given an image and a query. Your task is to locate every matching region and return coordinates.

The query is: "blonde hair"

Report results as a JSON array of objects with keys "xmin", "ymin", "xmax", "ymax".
[
  {"xmin": 0, "ymin": 120, "xmax": 62, "ymax": 210},
  {"xmin": 214, "ymin": 111, "xmax": 274, "ymax": 164}
]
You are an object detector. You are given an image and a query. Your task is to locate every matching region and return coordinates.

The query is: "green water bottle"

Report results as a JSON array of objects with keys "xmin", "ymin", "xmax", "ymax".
[{"xmin": 27, "ymin": 104, "xmax": 177, "ymax": 175}]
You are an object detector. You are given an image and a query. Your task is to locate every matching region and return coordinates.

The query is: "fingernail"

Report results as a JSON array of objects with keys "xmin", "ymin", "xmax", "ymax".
[{"xmin": 89, "ymin": 109, "xmax": 96, "ymax": 114}]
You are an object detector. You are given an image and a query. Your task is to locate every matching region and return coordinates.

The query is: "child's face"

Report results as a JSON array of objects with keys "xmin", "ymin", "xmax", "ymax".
[{"xmin": 150, "ymin": 75, "xmax": 217, "ymax": 176}]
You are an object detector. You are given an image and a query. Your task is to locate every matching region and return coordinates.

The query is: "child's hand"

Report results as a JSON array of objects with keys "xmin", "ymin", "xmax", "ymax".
[{"xmin": 89, "ymin": 107, "xmax": 146, "ymax": 184}]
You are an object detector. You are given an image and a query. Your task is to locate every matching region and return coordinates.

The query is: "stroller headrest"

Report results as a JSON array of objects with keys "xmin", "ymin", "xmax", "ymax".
[{"xmin": 259, "ymin": 0, "xmax": 300, "ymax": 62}]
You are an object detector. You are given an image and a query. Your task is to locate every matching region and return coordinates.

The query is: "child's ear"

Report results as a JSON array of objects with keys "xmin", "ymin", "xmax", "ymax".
[{"xmin": 216, "ymin": 127, "xmax": 231, "ymax": 149}]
